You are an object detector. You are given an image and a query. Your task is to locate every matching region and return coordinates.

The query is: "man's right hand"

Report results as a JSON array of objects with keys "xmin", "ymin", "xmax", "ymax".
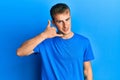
[
  {"xmin": 42, "ymin": 20, "xmax": 63, "ymax": 39},
  {"xmin": 17, "ymin": 20, "xmax": 63, "ymax": 56}
]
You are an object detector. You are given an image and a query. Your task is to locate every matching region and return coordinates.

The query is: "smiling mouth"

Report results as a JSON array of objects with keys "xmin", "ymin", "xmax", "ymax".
[
  {"xmin": 57, "ymin": 28, "xmax": 70, "ymax": 35},
  {"xmin": 63, "ymin": 28, "xmax": 69, "ymax": 32}
]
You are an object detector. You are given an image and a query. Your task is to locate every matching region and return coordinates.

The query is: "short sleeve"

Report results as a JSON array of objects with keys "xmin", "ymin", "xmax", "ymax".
[
  {"xmin": 33, "ymin": 44, "xmax": 40, "ymax": 53},
  {"xmin": 83, "ymin": 40, "xmax": 94, "ymax": 62},
  {"xmin": 33, "ymin": 42, "xmax": 43, "ymax": 53}
]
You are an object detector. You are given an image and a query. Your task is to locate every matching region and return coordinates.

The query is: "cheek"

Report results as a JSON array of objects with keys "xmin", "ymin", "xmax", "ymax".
[
  {"xmin": 56, "ymin": 24, "xmax": 62, "ymax": 29},
  {"xmin": 68, "ymin": 22, "xmax": 70, "ymax": 25},
  {"xmin": 67, "ymin": 21, "xmax": 71, "ymax": 25},
  {"xmin": 67, "ymin": 22, "xmax": 71, "ymax": 27},
  {"xmin": 55, "ymin": 25, "xmax": 60, "ymax": 31}
]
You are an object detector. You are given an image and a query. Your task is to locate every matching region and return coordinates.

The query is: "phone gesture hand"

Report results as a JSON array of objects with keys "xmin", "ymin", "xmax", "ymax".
[{"xmin": 43, "ymin": 20, "xmax": 63, "ymax": 38}]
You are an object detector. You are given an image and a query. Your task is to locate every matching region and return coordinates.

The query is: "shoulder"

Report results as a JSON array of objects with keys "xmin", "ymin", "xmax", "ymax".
[
  {"xmin": 43, "ymin": 38, "xmax": 53, "ymax": 44},
  {"xmin": 74, "ymin": 33, "xmax": 89, "ymax": 42}
]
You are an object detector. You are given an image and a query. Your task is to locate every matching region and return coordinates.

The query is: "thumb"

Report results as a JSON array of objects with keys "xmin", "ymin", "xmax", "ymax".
[{"xmin": 47, "ymin": 20, "xmax": 51, "ymax": 27}]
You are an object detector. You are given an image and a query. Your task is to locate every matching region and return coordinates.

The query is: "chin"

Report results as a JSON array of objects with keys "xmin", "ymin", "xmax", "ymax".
[
  {"xmin": 58, "ymin": 30, "xmax": 71, "ymax": 35},
  {"xmin": 63, "ymin": 31, "xmax": 71, "ymax": 35}
]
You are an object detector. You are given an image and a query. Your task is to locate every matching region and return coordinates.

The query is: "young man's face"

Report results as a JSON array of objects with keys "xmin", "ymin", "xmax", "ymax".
[{"xmin": 52, "ymin": 10, "xmax": 71, "ymax": 35}]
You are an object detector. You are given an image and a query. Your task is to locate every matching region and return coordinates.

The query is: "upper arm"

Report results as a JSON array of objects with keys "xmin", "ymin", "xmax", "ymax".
[
  {"xmin": 83, "ymin": 39, "xmax": 94, "ymax": 62},
  {"xmin": 83, "ymin": 61, "xmax": 93, "ymax": 79},
  {"xmin": 84, "ymin": 61, "xmax": 92, "ymax": 70}
]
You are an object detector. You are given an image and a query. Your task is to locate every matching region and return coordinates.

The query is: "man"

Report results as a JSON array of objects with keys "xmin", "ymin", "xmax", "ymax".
[{"xmin": 17, "ymin": 3, "xmax": 94, "ymax": 80}]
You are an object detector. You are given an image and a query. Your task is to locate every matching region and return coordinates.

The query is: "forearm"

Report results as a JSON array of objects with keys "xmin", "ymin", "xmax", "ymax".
[
  {"xmin": 17, "ymin": 20, "xmax": 63, "ymax": 56},
  {"xmin": 17, "ymin": 32, "xmax": 47, "ymax": 56}
]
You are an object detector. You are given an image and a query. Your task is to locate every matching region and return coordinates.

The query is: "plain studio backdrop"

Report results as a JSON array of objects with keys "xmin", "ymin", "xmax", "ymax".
[{"xmin": 0, "ymin": 0, "xmax": 120, "ymax": 80}]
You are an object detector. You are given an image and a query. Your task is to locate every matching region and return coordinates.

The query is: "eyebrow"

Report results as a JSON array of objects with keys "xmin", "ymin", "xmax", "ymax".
[
  {"xmin": 66, "ymin": 17, "xmax": 70, "ymax": 21},
  {"xmin": 55, "ymin": 17, "xmax": 71, "ymax": 22}
]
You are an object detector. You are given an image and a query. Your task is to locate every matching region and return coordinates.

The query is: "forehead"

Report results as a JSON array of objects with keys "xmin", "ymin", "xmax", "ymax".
[{"xmin": 53, "ymin": 10, "xmax": 70, "ymax": 20}]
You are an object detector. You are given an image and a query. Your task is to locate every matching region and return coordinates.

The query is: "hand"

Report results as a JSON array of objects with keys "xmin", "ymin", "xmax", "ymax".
[{"xmin": 43, "ymin": 20, "xmax": 63, "ymax": 39}]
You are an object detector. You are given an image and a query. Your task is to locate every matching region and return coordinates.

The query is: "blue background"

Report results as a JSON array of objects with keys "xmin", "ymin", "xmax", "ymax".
[{"xmin": 0, "ymin": 0, "xmax": 120, "ymax": 80}]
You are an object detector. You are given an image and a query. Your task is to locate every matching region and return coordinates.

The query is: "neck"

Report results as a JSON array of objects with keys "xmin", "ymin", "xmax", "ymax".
[{"xmin": 61, "ymin": 32, "xmax": 74, "ymax": 39}]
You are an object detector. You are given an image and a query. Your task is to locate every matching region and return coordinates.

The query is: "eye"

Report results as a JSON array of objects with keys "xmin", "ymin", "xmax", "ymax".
[
  {"xmin": 58, "ymin": 21, "xmax": 62, "ymax": 23},
  {"xmin": 56, "ymin": 20, "xmax": 62, "ymax": 24}
]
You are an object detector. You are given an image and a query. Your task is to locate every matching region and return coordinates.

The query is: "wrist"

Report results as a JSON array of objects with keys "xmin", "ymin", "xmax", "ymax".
[{"xmin": 40, "ymin": 32, "xmax": 48, "ymax": 39}]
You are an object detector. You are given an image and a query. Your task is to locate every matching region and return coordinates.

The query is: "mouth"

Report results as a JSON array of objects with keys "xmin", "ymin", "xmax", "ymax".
[
  {"xmin": 57, "ymin": 28, "xmax": 70, "ymax": 35},
  {"xmin": 63, "ymin": 28, "xmax": 69, "ymax": 32}
]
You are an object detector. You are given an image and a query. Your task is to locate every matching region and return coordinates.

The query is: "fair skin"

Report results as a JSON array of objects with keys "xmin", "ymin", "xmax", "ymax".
[
  {"xmin": 52, "ymin": 9, "xmax": 73, "ymax": 39},
  {"xmin": 84, "ymin": 61, "xmax": 93, "ymax": 80},
  {"xmin": 17, "ymin": 10, "xmax": 93, "ymax": 80}
]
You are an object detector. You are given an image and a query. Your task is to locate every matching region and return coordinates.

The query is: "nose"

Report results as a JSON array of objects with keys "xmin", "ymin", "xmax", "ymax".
[{"xmin": 63, "ymin": 21, "xmax": 67, "ymax": 28}]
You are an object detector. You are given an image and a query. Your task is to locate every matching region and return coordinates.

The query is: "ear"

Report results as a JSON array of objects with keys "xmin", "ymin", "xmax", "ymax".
[
  {"xmin": 52, "ymin": 20, "xmax": 55, "ymax": 24},
  {"xmin": 52, "ymin": 20, "xmax": 57, "ymax": 27}
]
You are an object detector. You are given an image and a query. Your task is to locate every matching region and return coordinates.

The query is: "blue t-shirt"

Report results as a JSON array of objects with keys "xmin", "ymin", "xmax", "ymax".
[{"xmin": 33, "ymin": 33, "xmax": 94, "ymax": 80}]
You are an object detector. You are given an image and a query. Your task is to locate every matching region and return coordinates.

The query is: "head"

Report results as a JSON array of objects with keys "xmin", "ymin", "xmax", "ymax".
[{"xmin": 50, "ymin": 3, "xmax": 72, "ymax": 35}]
